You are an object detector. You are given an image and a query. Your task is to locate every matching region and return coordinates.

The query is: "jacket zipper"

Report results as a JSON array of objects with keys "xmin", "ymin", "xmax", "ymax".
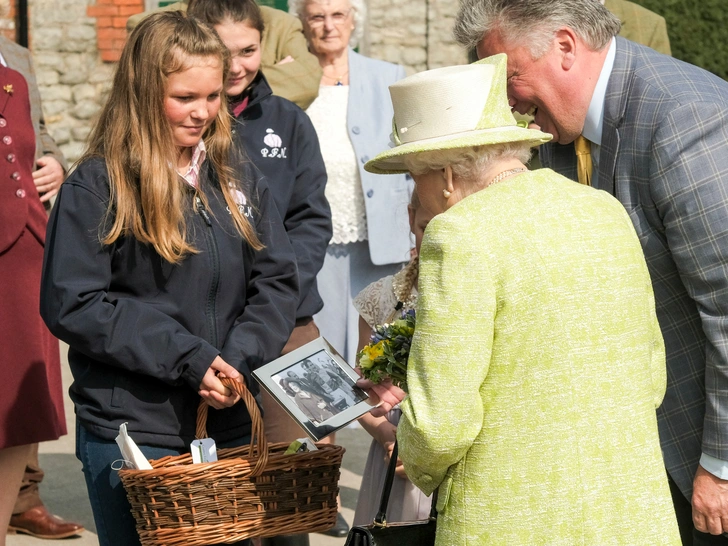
[{"xmin": 195, "ymin": 195, "xmax": 221, "ymax": 348}]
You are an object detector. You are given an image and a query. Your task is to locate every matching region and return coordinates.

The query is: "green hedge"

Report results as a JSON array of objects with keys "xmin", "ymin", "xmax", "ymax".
[
  {"xmin": 257, "ymin": 0, "xmax": 289, "ymax": 11},
  {"xmin": 632, "ymin": 0, "xmax": 727, "ymax": 80}
]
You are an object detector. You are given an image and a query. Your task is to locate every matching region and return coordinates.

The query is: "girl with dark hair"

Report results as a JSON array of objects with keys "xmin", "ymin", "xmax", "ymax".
[
  {"xmin": 187, "ymin": 1, "xmax": 334, "ymax": 537},
  {"xmin": 190, "ymin": 2, "xmax": 332, "ymax": 539}
]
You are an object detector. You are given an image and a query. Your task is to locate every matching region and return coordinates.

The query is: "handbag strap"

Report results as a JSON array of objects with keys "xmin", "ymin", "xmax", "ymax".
[
  {"xmin": 373, "ymin": 440, "xmax": 438, "ymax": 526},
  {"xmin": 373, "ymin": 440, "xmax": 399, "ymax": 525}
]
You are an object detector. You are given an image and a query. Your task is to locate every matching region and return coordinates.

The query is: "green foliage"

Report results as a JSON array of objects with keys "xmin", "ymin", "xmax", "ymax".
[
  {"xmin": 257, "ymin": 0, "xmax": 289, "ymax": 10},
  {"xmin": 358, "ymin": 310, "xmax": 416, "ymax": 392},
  {"xmin": 632, "ymin": 0, "xmax": 728, "ymax": 80}
]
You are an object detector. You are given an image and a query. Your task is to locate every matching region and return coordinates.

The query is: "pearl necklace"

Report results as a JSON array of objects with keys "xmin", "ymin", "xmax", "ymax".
[{"xmin": 489, "ymin": 167, "xmax": 528, "ymax": 187}]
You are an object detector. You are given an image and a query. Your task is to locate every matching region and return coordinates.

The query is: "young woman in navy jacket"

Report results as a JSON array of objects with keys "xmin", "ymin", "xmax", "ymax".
[{"xmin": 40, "ymin": 12, "xmax": 298, "ymax": 545}]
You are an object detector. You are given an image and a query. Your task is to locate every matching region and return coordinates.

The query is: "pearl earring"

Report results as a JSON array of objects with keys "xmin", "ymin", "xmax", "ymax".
[{"xmin": 442, "ymin": 189, "xmax": 452, "ymax": 199}]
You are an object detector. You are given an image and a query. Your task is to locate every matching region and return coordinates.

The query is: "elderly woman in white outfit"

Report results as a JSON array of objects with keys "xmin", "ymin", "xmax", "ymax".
[{"xmin": 289, "ymin": 0, "xmax": 412, "ymax": 367}]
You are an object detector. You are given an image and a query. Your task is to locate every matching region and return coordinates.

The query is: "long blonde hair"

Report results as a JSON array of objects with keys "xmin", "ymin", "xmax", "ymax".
[{"xmin": 82, "ymin": 10, "xmax": 262, "ymax": 263}]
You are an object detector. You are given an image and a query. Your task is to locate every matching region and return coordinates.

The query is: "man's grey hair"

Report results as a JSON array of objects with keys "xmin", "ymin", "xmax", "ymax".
[
  {"xmin": 454, "ymin": 0, "xmax": 621, "ymax": 58},
  {"xmin": 403, "ymin": 143, "xmax": 533, "ymax": 186},
  {"xmin": 288, "ymin": 0, "xmax": 366, "ymax": 48}
]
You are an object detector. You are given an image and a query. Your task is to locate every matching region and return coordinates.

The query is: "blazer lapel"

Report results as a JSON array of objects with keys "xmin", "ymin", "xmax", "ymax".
[
  {"xmin": 346, "ymin": 48, "xmax": 365, "ymax": 128},
  {"xmin": 0, "ymin": 40, "xmax": 28, "ymax": 115},
  {"xmin": 597, "ymin": 121, "xmax": 618, "ymax": 196},
  {"xmin": 598, "ymin": 38, "xmax": 633, "ymax": 197},
  {"xmin": 0, "ymin": 37, "xmax": 31, "ymax": 78},
  {"xmin": 0, "ymin": 66, "xmax": 11, "ymax": 114}
]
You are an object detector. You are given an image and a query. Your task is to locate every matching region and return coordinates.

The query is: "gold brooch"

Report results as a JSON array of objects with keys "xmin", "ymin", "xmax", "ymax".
[{"xmin": 3, "ymin": 84, "xmax": 12, "ymax": 95}]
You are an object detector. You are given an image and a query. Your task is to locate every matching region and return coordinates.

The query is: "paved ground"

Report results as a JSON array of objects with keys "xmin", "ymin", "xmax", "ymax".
[{"xmin": 7, "ymin": 344, "xmax": 371, "ymax": 546}]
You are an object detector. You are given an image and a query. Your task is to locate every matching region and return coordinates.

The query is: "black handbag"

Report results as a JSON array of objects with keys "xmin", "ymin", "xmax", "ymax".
[{"xmin": 344, "ymin": 441, "xmax": 437, "ymax": 546}]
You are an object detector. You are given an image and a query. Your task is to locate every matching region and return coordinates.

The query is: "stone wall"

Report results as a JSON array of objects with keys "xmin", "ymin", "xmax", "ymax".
[
  {"xmin": 1, "ymin": 0, "xmax": 14, "ymax": 40},
  {"xmin": 425, "ymin": 0, "xmax": 467, "ymax": 69},
  {"xmin": 364, "ymin": 0, "xmax": 466, "ymax": 74},
  {"xmin": 31, "ymin": 0, "xmax": 114, "ymax": 163},
  {"xmin": 1, "ymin": 0, "xmax": 467, "ymax": 164},
  {"xmin": 1, "ymin": 0, "xmax": 114, "ymax": 163}
]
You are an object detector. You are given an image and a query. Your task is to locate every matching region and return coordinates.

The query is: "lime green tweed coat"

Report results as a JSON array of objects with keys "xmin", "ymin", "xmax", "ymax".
[{"xmin": 398, "ymin": 169, "xmax": 680, "ymax": 545}]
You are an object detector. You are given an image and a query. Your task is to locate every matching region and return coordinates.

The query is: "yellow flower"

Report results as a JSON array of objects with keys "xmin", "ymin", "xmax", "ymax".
[
  {"xmin": 359, "ymin": 341, "xmax": 385, "ymax": 370},
  {"xmin": 367, "ymin": 341, "xmax": 385, "ymax": 359}
]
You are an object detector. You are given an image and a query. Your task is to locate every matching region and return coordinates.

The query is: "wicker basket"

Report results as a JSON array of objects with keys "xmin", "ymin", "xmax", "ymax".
[{"xmin": 118, "ymin": 377, "xmax": 344, "ymax": 545}]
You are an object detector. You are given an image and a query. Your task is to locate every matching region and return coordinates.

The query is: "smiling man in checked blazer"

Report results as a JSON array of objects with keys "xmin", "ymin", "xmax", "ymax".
[{"xmin": 456, "ymin": 0, "xmax": 728, "ymax": 543}]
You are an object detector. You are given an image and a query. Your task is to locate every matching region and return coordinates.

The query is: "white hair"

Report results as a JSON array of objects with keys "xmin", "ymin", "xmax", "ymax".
[
  {"xmin": 288, "ymin": 0, "xmax": 366, "ymax": 48},
  {"xmin": 403, "ymin": 143, "xmax": 533, "ymax": 185},
  {"xmin": 454, "ymin": 0, "xmax": 621, "ymax": 59}
]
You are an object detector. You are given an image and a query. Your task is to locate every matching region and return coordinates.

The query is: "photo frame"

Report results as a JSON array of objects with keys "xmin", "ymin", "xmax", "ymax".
[{"xmin": 252, "ymin": 337, "xmax": 374, "ymax": 442}]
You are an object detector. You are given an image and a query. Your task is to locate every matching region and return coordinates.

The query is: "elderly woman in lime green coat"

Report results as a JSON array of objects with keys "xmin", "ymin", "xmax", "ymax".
[{"xmin": 361, "ymin": 55, "xmax": 680, "ymax": 545}]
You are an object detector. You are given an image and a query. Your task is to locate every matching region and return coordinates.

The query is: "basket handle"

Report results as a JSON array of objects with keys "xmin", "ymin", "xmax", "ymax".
[{"xmin": 195, "ymin": 375, "xmax": 269, "ymax": 476}]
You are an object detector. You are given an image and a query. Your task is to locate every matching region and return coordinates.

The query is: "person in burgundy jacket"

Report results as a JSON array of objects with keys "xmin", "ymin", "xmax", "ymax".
[{"xmin": 0, "ymin": 55, "xmax": 68, "ymax": 544}]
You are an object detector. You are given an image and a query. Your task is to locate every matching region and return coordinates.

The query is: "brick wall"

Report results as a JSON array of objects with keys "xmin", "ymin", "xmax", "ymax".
[{"xmin": 87, "ymin": 0, "xmax": 143, "ymax": 62}]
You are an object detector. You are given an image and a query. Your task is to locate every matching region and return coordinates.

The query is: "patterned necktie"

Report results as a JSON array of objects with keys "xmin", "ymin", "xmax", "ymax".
[{"xmin": 574, "ymin": 135, "xmax": 593, "ymax": 186}]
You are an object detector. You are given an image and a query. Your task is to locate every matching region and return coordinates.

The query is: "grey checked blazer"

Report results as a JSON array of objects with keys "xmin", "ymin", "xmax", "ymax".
[
  {"xmin": 541, "ymin": 37, "xmax": 728, "ymax": 501},
  {"xmin": 0, "ymin": 36, "xmax": 66, "ymax": 170}
]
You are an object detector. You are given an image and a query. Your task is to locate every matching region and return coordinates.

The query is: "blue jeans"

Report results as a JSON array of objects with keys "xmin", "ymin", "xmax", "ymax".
[{"xmin": 76, "ymin": 420, "xmax": 251, "ymax": 546}]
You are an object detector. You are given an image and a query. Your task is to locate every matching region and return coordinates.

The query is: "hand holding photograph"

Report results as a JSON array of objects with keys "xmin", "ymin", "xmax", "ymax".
[{"xmin": 253, "ymin": 337, "xmax": 374, "ymax": 441}]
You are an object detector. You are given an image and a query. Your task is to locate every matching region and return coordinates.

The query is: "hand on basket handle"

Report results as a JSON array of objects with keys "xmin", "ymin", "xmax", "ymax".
[{"xmin": 199, "ymin": 356, "xmax": 242, "ymax": 409}]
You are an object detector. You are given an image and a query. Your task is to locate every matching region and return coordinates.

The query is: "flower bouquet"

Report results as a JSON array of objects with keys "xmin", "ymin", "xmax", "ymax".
[{"xmin": 357, "ymin": 309, "xmax": 415, "ymax": 392}]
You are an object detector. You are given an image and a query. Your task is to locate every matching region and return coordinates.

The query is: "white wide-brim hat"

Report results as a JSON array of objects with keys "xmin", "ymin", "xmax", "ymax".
[{"xmin": 364, "ymin": 54, "xmax": 553, "ymax": 175}]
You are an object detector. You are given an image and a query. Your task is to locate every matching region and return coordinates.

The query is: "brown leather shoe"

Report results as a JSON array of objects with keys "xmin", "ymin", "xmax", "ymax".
[{"xmin": 8, "ymin": 505, "xmax": 85, "ymax": 539}]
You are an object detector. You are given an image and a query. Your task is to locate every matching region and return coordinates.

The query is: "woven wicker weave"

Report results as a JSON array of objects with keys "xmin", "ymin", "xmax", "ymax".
[{"xmin": 118, "ymin": 377, "xmax": 344, "ymax": 545}]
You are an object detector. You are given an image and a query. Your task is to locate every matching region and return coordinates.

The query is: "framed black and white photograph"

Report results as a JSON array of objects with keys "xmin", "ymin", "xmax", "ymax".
[{"xmin": 252, "ymin": 337, "xmax": 373, "ymax": 441}]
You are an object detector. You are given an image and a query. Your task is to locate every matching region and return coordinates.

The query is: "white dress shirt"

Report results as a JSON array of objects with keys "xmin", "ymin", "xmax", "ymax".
[{"xmin": 581, "ymin": 37, "xmax": 616, "ymax": 184}]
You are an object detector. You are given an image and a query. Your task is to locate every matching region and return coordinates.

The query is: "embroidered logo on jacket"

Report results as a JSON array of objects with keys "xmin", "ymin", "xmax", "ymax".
[
  {"xmin": 227, "ymin": 185, "xmax": 254, "ymax": 218},
  {"xmin": 261, "ymin": 128, "xmax": 287, "ymax": 159}
]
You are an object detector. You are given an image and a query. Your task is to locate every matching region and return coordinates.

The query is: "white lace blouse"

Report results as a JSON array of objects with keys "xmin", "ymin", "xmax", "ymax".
[
  {"xmin": 306, "ymin": 85, "xmax": 368, "ymax": 245},
  {"xmin": 353, "ymin": 260, "xmax": 419, "ymax": 328}
]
